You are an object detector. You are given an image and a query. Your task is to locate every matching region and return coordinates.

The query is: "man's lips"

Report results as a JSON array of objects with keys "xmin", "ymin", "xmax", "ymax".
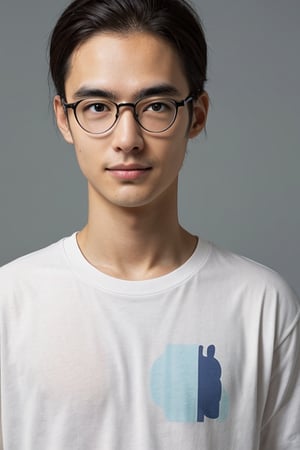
[{"xmin": 106, "ymin": 164, "xmax": 152, "ymax": 180}]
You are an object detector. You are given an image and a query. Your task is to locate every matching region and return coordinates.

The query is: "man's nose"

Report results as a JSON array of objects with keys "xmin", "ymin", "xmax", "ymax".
[{"xmin": 111, "ymin": 106, "xmax": 144, "ymax": 154}]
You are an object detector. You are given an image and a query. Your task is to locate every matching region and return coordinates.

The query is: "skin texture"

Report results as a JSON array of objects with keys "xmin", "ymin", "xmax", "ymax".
[{"xmin": 54, "ymin": 32, "xmax": 209, "ymax": 280}]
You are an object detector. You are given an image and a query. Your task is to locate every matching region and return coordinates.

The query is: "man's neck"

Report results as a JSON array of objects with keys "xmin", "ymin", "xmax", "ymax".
[{"xmin": 76, "ymin": 193, "xmax": 197, "ymax": 281}]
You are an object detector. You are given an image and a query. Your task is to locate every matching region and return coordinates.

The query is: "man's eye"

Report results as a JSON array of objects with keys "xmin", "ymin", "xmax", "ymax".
[
  {"xmin": 146, "ymin": 102, "xmax": 169, "ymax": 112},
  {"xmin": 82, "ymin": 101, "xmax": 111, "ymax": 113},
  {"xmin": 89, "ymin": 103, "xmax": 108, "ymax": 113}
]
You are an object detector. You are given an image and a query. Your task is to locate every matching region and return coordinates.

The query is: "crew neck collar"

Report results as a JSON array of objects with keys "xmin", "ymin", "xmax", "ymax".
[{"xmin": 63, "ymin": 232, "xmax": 211, "ymax": 296}]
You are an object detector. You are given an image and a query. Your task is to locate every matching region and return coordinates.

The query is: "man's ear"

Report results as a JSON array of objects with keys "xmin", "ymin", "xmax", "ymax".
[
  {"xmin": 53, "ymin": 95, "xmax": 74, "ymax": 144},
  {"xmin": 188, "ymin": 91, "xmax": 209, "ymax": 139}
]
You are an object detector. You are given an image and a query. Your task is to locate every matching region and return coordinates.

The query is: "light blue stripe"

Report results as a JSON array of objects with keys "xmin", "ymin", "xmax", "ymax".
[{"xmin": 150, "ymin": 344, "xmax": 198, "ymax": 422}]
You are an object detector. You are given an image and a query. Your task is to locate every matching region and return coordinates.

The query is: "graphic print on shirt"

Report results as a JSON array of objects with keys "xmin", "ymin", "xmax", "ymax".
[{"xmin": 150, "ymin": 344, "xmax": 229, "ymax": 423}]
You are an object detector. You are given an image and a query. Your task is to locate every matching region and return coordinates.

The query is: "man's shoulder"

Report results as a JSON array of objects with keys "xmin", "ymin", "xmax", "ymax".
[
  {"xmin": 210, "ymin": 242, "xmax": 294, "ymax": 290},
  {"xmin": 208, "ymin": 242, "xmax": 300, "ymax": 320},
  {"xmin": 0, "ymin": 234, "xmax": 73, "ymax": 288}
]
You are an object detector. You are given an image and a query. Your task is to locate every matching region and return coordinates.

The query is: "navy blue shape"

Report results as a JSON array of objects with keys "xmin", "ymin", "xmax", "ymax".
[{"xmin": 197, "ymin": 345, "xmax": 222, "ymax": 422}]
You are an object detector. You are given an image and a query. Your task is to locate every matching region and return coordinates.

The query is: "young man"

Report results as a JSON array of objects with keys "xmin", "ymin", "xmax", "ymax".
[{"xmin": 0, "ymin": 0, "xmax": 299, "ymax": 449}]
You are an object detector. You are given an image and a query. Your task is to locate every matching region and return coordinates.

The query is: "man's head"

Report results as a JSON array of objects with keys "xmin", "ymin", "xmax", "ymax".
[
  {"xmin": 49, "ymin": 0, "xmax": 207, "ymax": 100},
  {"xmin": 50, "ymin": 0, "xmax": 209, "ymax": 211}
]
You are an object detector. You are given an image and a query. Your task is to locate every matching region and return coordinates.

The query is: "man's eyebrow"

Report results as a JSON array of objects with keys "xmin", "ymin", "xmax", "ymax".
[
  {"xmin": 134, "ymin": 84, "xmax": 181, "ymax": 99},
  {"xmin": 72, "ymin": 87, "xmax": 117, "ymax": 100},
  {"xmin": 72, "ymin": 84, "xmax": 181, "ymax": 101}
]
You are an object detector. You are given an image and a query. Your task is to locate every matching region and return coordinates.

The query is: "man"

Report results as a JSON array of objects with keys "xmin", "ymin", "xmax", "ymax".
[{"xmin": 0, "ymin": 0, "xmax": 299, "ymax": 449}]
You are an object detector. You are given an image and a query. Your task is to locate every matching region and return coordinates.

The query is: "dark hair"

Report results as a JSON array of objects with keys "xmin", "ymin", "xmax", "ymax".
[{"xmin": 49, "ymin": 0, "xmax": 207, "ymax": 99}]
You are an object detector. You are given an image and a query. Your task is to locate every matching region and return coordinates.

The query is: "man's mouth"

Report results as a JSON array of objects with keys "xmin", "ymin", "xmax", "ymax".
[{"xmin": 106, "ymin": 164, "xmax": 152, "ymax": 180}]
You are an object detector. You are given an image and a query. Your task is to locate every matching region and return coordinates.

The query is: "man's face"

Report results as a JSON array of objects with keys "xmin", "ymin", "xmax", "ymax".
[{"xmin": 54, "ymin": 32, "xmax": 208, "ymax": 211}]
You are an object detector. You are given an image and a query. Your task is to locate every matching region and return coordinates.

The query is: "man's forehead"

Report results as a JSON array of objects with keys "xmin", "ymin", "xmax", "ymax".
[{"xmin": 65, "ymin": 32, "xmax": 189, "ymax": 100}]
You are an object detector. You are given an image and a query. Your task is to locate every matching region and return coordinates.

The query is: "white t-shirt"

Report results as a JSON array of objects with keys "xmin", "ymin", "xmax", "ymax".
[{"xmin": 0, "ymin": 233, "xmax": 299, "ymax": 450}]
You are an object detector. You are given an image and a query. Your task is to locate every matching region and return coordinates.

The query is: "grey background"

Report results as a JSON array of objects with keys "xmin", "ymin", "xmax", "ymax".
[{"xmin": 0, "ymin": 0, "xmax": 299, "ymax": 294}]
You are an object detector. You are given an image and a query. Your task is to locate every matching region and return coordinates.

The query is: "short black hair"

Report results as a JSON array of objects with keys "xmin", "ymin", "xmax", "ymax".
[{"xmin": 49, "ymin": 0, "xmax": 207, "ymax": 99}]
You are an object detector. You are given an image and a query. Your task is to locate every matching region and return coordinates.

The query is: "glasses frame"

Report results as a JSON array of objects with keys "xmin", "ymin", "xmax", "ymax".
[{"xmin": 62, "ymin": 93, "xmax": 195, "ymax": 134}]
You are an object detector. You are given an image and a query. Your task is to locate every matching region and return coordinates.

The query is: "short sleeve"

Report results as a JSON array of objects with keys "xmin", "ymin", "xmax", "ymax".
[
  {"xmin": 0, "ymin": 416, "xmax": 3, "ymax": 449},
  {"xmin": 260, "ymin": 311, "xmax": 300, "ymax": 449},
  {"xmin": 0, "ymin": 367, "xmax": 3, "ymax": 450}
]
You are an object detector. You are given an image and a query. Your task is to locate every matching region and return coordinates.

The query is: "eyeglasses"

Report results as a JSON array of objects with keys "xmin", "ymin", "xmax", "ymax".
[{"xmin": 62, "ymin": 94, "xmax": 194, "ymax": 134}]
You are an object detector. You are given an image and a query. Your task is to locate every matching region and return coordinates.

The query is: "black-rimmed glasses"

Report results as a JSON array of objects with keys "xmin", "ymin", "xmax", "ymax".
[{"xmin": 62, "ymin": 94, "xmax": 195, "ymax": 134}]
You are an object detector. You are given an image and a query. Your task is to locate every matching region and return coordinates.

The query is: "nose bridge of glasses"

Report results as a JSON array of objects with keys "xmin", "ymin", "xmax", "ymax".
[{"xmin": 116, "ymin": 101, "xmax": 138, "ymax": 118}]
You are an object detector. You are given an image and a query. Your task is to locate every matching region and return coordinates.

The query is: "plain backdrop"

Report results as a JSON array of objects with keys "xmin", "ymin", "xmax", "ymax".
[{"xmin": 0, "ymin": 0, "xmax": 299, "ymax": 294}]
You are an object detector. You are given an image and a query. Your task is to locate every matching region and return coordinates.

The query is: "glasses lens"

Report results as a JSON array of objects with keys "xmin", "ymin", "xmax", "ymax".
[
  {"xmin": 76, "ymin": 99, "xmax": 117, "ymax": 134},
  {"xmin": 136, "ymin": 98, "xmax": 177, "ymax": 132}
]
